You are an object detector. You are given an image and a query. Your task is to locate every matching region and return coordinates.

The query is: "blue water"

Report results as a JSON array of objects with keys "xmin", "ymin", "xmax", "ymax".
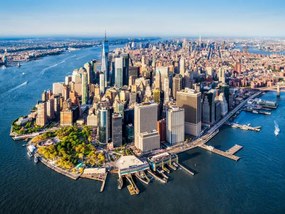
[{"xmin": 0, "ymin": 47, "xmax": 285, "ymax": 214}]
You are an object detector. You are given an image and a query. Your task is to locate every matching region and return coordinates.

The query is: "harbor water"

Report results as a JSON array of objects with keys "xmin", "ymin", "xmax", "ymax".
[{"xmin": 0, "ymin": 46, "xmax": 285, "ymax": 214}]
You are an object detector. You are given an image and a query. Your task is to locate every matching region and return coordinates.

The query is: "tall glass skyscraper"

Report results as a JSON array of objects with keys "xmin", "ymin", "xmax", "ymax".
[{"xmin": 101, "ymin": 32, "xmax": 109, "ymax": 86}]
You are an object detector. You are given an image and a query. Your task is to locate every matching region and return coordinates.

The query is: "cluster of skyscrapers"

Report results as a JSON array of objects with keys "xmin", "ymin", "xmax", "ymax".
[{"xmin": 32, "ymin": 36, "xmax": 239, "ymax": 153}]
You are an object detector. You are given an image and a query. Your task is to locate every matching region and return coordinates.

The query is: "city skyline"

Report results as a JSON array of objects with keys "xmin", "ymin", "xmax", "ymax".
[{"xmin": 1, "ymin": 0, "xmax": 285, "ymax": 37}]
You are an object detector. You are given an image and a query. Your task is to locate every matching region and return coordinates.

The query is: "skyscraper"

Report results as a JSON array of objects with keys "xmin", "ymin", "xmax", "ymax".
[
  {"xmin": 179, "ymin": 57, "xmax": 185, "ymax": 77},
  {"xmin": 166, "ymin": 106, "xmax": 185, "ymax": 145},
  {"xmin": 36, "ymin": 102, "xmax": 47, "ymax": 126},
  {"xmin": 99, "ymin": 72, "xmax": 105, "ymax": 94},
  {"xmin": 176, "ymin": 88, "xmax": 201, "ymax": 136},
  {"xmin": 81, "ymin": 71, "xmax": 88, "ymax": 105},
  {"xmin": 172, "ymin": 74, "xmax": 182, "ymax": 100},
  {"xmin": 99, "ymin": 107, "xmax": 109, "ymax": 144},
  {"xmin": 122, "ymin": 54, "xmax": 130, "ymax": 86},
  {"xmin": 101, "ymin": 32, "xmax": 109, "ymax": 86},
  {"xmin": 112, "ymin": 113, "xmax": 122, "ymax": 147},
  {"xmin": 134, "ymin": 103, "xmax": 160, "ymax": 152},
  {"xmin": 115, "ymin": 56, "xmax": 123, "ymax": 88}
]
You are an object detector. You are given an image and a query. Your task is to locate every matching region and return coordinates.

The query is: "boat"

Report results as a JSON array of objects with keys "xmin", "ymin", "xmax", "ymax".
[
  {"xmin": 22, "ymin": 143, "xmax": 27, "ymax": 147},
  {"xmin": 117, "ymin": 177, "xmax": 123, "ymax": 190},
  {"xmin": 274, "ymin": 121, "xmax": 280, "ymax": 136},
  {"xmin": 17, "ymin": 62, "xmax": 21, "ymax": 67},
  {"xmin": 27, "ymin": 151, "xmax": 33, "ymax": 158},
  {"xmin": 34, "ymin": 155, "xmax": 39, "ymax": 163},
  {"xmin": 135, "ymin": 171, "xmax": 150, "ymax": 185}
]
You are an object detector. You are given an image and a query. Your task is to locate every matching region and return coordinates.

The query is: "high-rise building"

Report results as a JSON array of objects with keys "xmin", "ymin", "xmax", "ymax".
[
  {"xmin": 179, "ymin": 57, "xmax": 185, "ymax": 77},
  {"xmin": 112, "ymin": 113, "xmax": 122, "ymax": 147},
  {"xmin": 166, "ymin": 106, "xmax": 185, "ymax": 145},
  {"xmin": 98, "ymin": 108, "xmax": 109, "ymax": 144},
  {"xmin": 84, "ymin": 62, "xmax": 92, "ymax": 84},
  {"xmin": 115, "ymin": 56, "xmax": 123, "ymax": 88},
  {"xmin": 134, "ymin": 103, "xmax": 160, "ymax": 152},
  {"xmin": 153, "ymin": 88, "xmax": 160, "ymax": 103},
  {"xmin": 163, "ymin": 76, "xmax": 170, "ymax": 104},
  {"xmin": 46, "ymin": 98, "xmax": 55, "ymax": 120},
  {"xmin": 36, "ymin": 102, "xmax": 47, "ymax": 126},
  {"xmin": 157, "ymin": 119, "xmax": 166, "ymax": 142},
  {"xmin": 81, "ymin": 71, "xmax": 88, "ymax": 105},
  {"xmin": 122, "ymin": 54, "xmax": 130, "ymax": 86},
  {"xmin": 202, "ymin": 90, "xmax": 216, "ymax": 125},
  {"xmin": 176, "ymin": 88, "xmax": 201, "ymax": 136},
  {"xmin": 52, "ymin": 82, "xmax": 64, "ymax": 96},
  {"xmin": 101, "ymin": 32, "xmax": 109, "ymax": 86},
  {"xmin": 60, "ymin": 100, "xmax": 73, "ymax": 126},
  {"xmin": 172, "ymin": 74, "xmax": 182, "ymax": 100},
  {"xmin": 218, "ymin": 67, "xmax": 226, "ymax": 84},
  {"xmin": 99, "ymin": 72, "xmax": 105, "ymax": 94}
]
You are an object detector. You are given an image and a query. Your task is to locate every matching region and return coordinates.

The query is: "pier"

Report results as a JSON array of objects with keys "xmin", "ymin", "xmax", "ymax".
[
  {"xmin": 80, "ymin": 168, "xmax": 108, "ymax": 192},
  {"xmin": 198, "ymin": 144, "xmax": 241, "ymax": 161},
  {"xmin": 229, "ymin": 123, "xmax": 261, "ymax": 132},
  {"xmin": 226, "ymin": 144, "xmax": 243, "ymax": 155},
  {"xmin": 125, "ymin": 174, "xmax": 140, "ymax": 195},
  {"xmin": 147, "ymin": 170, "xmax": 167, "ymax": 184},
  {"xmin": 177, "ymin": 163, "xmax": 195, "ymax": 176}
]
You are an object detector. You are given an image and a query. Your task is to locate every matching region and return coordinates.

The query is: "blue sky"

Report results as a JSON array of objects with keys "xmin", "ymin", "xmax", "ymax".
[{"xmin": 0, "ymin": 0, "xmax": 284, "ymax": 37}]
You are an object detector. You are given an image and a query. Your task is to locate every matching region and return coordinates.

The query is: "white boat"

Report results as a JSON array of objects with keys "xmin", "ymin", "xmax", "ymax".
[
  {"xmin": 274, "ymin": 121, "xmax": 280, "ymax": 136},
  {"xmin": 34, "ymin": 155, "xmax": 39, "ymax": 163}
]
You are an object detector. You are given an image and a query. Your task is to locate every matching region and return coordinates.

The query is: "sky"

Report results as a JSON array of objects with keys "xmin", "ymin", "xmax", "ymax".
[{"xmin": 0, "ymin": 0, "xmax": 284, "ymax": 37}]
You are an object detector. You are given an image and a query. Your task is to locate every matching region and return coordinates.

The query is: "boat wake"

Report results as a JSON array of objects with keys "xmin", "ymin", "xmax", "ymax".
[
  {"xmin": 274, "ymin": 120, "xmax": 280, "ymax": 136},
  {"xmin": 40, "ymin": 55, "xmax": 77, "ymax": 75},
  {"xmin": 7, "ymin": 81, "xmax": 28, "ymax": 93}
]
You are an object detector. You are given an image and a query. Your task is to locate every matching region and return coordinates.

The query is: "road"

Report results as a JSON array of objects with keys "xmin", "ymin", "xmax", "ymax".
[{"xmin": 165, "ymin": 91, "xmax": 262, "ymax": 155}]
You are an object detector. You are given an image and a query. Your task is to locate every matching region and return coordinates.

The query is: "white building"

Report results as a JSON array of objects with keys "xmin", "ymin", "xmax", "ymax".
[{"xmin": 166, "ymin": 106, "xmax": 185, "ymax": 145}]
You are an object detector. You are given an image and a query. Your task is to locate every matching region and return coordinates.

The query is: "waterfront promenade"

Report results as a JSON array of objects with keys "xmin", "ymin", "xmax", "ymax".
[{"xmin": 165, "ymin": 91, "xmax": 262, "ymax": 160}]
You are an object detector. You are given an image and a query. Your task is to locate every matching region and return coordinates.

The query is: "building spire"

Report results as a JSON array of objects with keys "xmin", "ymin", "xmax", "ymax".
[{"xmin": 104, "ymin": 29, "xmax": 107, "ymax": 41}]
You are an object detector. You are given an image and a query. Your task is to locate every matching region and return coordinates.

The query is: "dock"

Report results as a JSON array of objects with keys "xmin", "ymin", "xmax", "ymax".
[
  {"xmin": 147, "ymin": 170, "xmax": 167, "ymax": 184},
  {"xmin": 125, "ymin": 174, "xmax": 140, "ymax": 195},
  {"xmin": 229, "ymin": 123, "xmax": 261, "ymax": 132},
  {"xmin": 100, "ymin": 173, "xmax": 108, "ymax": 192},
  {"xmin": 80, "ymin": 168, "xmax": 108, "ymax": 192},
  {"xmin": 198, "ymin": 144, "xmax": 241, "ymax": 161},
  {"xmin": 177, "ymin": 163, "xmax": 195, "ymax": 176},
  {"xmin": 226, "ymin": 144, "xmax": 243, "ymax": 155}
]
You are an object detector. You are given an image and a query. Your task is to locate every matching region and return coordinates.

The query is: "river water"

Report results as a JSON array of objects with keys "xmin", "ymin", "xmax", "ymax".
[{"xmin": 0, "ymin": 46, "xmax": 284, "ymax": 214}]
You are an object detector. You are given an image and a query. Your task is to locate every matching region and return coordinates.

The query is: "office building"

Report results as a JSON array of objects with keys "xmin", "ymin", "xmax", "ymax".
[
  {"xmin": 134, "ymin": 103, "xmax": 160, "ymax": 152},
  {"xmin": 112, "ymin": 113, "xmax": 123, "ymax": 147},
  {"xmin": 36, "ymin": 102, "xmax": 47, "ymax": 126},
  {"xmin": 166, "ymin": 106, "xmax": 185, "ymax": 145},
  {"xmin": 176, "ymin": 88, "xmax": 201, "ymax": 136},
  {"xmin": 98, "ymin": 108, "xmax": 109, "ymax": 144}
]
